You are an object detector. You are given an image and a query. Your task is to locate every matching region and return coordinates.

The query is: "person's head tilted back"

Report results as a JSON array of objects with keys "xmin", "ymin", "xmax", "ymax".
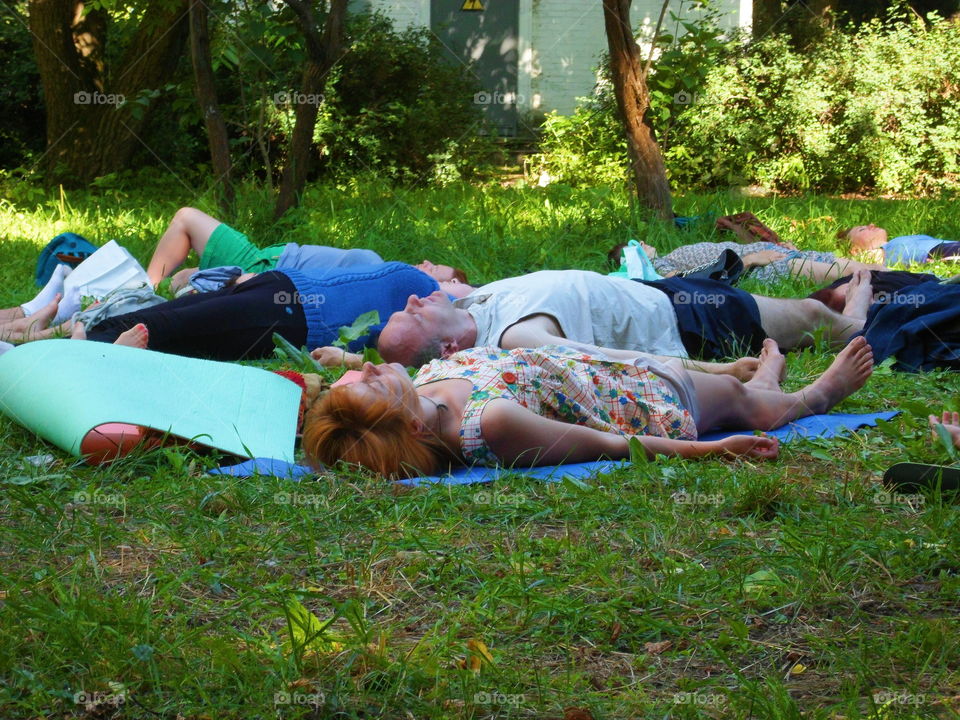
[
  {"xmin": 415, "ymin": 260, "xmax": 468, "ymax": 284},
  {"xmin": 842, "ymin": 224, "xmax": 888, "ymax": 254},
  {"xmin": 377, "ymin": 291, "xmax": 462, "ymax": 366},
  {"xmin": 302, "ymin": 362, "xmax": 444, "ymax": 478}
]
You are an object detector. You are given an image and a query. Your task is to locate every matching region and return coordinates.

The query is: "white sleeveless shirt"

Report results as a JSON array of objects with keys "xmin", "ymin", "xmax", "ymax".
[{"xmin": 456, "ymin": 270, "xmax": 688, "ymax": 357}]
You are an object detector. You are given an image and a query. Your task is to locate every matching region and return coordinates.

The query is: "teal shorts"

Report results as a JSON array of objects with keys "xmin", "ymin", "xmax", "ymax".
[{"xmin": 200, "ymin": 223, "xmax": 286, "ymax": 273}]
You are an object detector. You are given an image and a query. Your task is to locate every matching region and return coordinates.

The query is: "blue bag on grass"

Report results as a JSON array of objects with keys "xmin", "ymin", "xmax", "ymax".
[{"xmin": 35, "ymin": 232, "xmax": 97, "ymax": 286}]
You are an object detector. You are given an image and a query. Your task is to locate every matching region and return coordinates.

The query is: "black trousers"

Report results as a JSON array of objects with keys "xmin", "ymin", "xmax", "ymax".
[{"xmin": 85, "ymin": 272, "xmax": 307, "ymax": 361}]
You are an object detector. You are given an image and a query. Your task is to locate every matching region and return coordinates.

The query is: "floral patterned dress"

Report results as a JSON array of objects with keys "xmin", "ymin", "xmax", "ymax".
[
  {"xmin": 653, "ymin": 240, "xmax": 837, "ymax": 283},
  {"xmin": 413, "ymin": 345, "xmax": 697, "ymax": 466}
]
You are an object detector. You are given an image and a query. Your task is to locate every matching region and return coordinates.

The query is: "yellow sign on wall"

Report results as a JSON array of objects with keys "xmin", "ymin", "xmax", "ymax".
[{"xmin": 461, "ymin": 0, "xmax": 484, "ymax": 10}]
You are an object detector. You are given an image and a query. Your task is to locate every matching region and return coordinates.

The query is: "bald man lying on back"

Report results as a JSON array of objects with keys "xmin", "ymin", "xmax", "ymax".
[{"xmin": 312, "ymin": 270, "xmax": 869, "ymax": 379}]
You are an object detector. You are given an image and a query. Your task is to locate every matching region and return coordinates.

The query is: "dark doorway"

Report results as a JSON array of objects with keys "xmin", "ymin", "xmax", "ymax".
[{"xmin": 430, "ymin": 0, "xmax": 520, "ymax": 136}]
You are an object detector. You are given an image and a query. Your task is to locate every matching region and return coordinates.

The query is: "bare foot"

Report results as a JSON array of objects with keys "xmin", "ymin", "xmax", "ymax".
[
  {"xmin": 71, "ymin": 322, "xmax": 87, "ymax": 340},
  {"xmin": 114, "ymin": 323, "xmax": 149, "ymax": 349},
  {"xmin": 0, "ymin": 295, "xmax": 61, "ymax": 342},
  {"xmin": 0, "ymin": 306, "xmax": 25, "ymax": 323},
  {"xmin": 800, "ymin": 336, "xmax": 874, "ymax": 414},
  {"xmin": 24, "ymin": 294, "xmax": 60, "ymax": 329},
  {"xmin": 745, "ymin": 338, "xmax": 787, "ymax": 391},
  {"xmin": 843, "ymin": 270, "xmax": 874, "ymax": 321}
]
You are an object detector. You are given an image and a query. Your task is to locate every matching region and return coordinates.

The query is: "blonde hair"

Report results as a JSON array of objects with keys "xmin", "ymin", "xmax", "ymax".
[{"xmin": 302, "ymin": 385, "xmax": 445, "ymax": 479}]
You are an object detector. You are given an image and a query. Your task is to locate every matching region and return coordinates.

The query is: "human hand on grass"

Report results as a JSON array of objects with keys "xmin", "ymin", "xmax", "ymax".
[
  {"xmin": 169, "ymin": 266, "xmax": 198, "ymax": 293},
  {"xmin": 716, "ymin": 434, "xmax": 779, "ymax": 459},
  {"xmin": 742, "ymin": 250, "xmax": 787, "ymax": 268},
  {"xmin": 728, "ymin": 356, "xmax": 761, "ymax": 382},
  {"xmin": 310, "ymin": 346, "xmax": 363, "ymax": 369},
  {"xmin": 929, "ymin": 411, "xmax": 960, "ymax": 448}
]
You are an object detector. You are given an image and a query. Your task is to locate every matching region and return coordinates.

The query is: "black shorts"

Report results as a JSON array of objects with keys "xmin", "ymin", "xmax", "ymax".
[
  {"xmin": 639, "ymin": 277, "xmax": 765, "ymax": 359},
  {"xmin": 927, "ymin": 241, "xmax": 960, "ymax": 259}
]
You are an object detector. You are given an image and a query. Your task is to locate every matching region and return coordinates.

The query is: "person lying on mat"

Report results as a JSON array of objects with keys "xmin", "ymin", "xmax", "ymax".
[
  {"xmin": 302, "ymin": 337, "xmax": 874, "ymax": 479},
  {"xmin": 18, "ymin": 263, "xmax": 475, "ymax": 361},
  {"xmin": 842, "ymin": 224, "xmax": 960, "ymax": 267},
  {"xmin": 146, "ymin": 207, "xmax": 467, "ymax": 290},
  {"xmin": 614, "ymin": 240, "xmax": 884, "ymax": 284},
  {"xmin": 354, "ymin": 270, "xmax": 871, "ymax": 377}
]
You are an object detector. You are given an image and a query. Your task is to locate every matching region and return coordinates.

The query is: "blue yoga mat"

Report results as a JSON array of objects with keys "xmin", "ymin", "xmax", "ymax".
[
  {"xmin": 699, "ymin": 410, "xmax": 899, "ymax": 442},
  {"xmin": 210, "ymin": 410, "xmax": 900, "ymax": 484}
]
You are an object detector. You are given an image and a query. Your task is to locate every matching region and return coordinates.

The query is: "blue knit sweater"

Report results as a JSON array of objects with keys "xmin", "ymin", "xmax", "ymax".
[{"xmin": 280, "ymin": 262, "xmax": 438, "ymax": 351}]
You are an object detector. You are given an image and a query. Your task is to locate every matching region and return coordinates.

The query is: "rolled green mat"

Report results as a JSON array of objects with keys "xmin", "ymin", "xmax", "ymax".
[{"xmin": 0, "ymin": 340, "xmax": 299, "ymax": 462}]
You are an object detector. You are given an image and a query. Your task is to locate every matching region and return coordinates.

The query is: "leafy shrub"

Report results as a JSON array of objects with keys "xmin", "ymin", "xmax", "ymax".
[
  {"xmin": 313, "ymin": 12, "xmax": 497, "ymax": 184},
  {"xmin": 534, "ymin": 89, "xmax": 628, "ymax": 186},
  {"xmin": 536, "ymin": 10, "xmax": 960, "ymax": 194},
  {"xmin": 677, "ymin": 12, "xmax": 960, "ymax": 193},
  {"xmin": 533, "ymin": 4, "xmax": 734, "ymax": 188},
  {"xmin": 0, "ymin": 2, "xmax": 45, "ymax": 169}
]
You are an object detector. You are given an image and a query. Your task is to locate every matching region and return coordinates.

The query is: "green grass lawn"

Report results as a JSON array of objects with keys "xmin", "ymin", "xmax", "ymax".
[{"xmin": 0, "ymin": 177, "xmax": 958, "ymax": 719}]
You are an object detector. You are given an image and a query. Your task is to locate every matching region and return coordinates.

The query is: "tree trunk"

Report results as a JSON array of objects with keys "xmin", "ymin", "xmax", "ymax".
[
  {"xmin": 274, "ymin": 0, "xmax": 348, "ymax": 219},
  {"xmin": 601, "ymin": 0, "xmax": 673, "ymax": 221},
  {"xmin": 28, "ymin": 0, "xmax": 190, "ymax": 184},
  {"xmin": 189, "ymin": 0, "xmax": 234, "ymax": 213}
]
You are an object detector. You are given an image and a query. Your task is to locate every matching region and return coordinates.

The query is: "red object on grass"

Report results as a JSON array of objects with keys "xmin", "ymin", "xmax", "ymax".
[{"xmin": 80, "ymin": 423, "xmax": 160, "ymax": 465}]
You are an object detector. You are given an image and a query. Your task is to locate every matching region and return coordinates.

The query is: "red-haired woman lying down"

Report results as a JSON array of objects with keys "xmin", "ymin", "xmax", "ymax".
[{"xmin": 303, "ymin": 339, "xmax": 874, "ymax": 479}]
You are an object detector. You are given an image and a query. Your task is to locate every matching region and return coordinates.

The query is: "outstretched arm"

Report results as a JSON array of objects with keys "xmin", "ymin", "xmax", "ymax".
[
  {"xmin": 481, "ymin": 399, "xmax": 779, "ymax": 466},
  {"xmin": 568, "ymin": 341, "xmax": 760, "ymax": 382},
  {"xmin": 741, "ymin": 249, "xmax": 787, "ymax": 268},
  {"xmin": 311, "ymin": 346, "xmax": 364, "ymax": 369},
  {"xmin": 502, "ymin": 321, "xmax": 759, "ymax": 382}
]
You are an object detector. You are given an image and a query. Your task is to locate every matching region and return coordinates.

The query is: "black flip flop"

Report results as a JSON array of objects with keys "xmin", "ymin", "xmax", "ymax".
[{"xmin": 883, "ymin": 462, "xmax": 960, "ymax": 495}]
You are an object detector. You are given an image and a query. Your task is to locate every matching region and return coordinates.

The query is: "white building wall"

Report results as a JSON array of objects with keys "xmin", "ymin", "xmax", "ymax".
[
  {"xmin": 355, "ymin": 0, "xmax": 429, "ymax": 28},
  {"xmin": 363, "ymin": 0, "xmax": 749, "ymax": 118},
  {"xmin": 528, "ymin": 0, "xmax": 749, "ymax": 117}
]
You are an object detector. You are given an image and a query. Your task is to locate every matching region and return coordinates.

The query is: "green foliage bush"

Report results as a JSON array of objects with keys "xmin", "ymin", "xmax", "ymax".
[
  {"xmin": 1, "ymin": 3, "xmax": 494, "ymax": 186},
  {"xmin": 534, "ymin": 89, "xmax": 628, "ymax": 187},
  {"xmin": 0, "ymin": 1, "xmax": 45, "ymax": 169},
  {"xmin": 314, "ymin": 12, "xmax": 496, "ymax": 184},
  {"xmin": 211, "ymin": 9, "xmax": 496, "ymax": 185},
  {"xmin": 536, "ymin": 10, "xmax": 960, "ymax": 194}
]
